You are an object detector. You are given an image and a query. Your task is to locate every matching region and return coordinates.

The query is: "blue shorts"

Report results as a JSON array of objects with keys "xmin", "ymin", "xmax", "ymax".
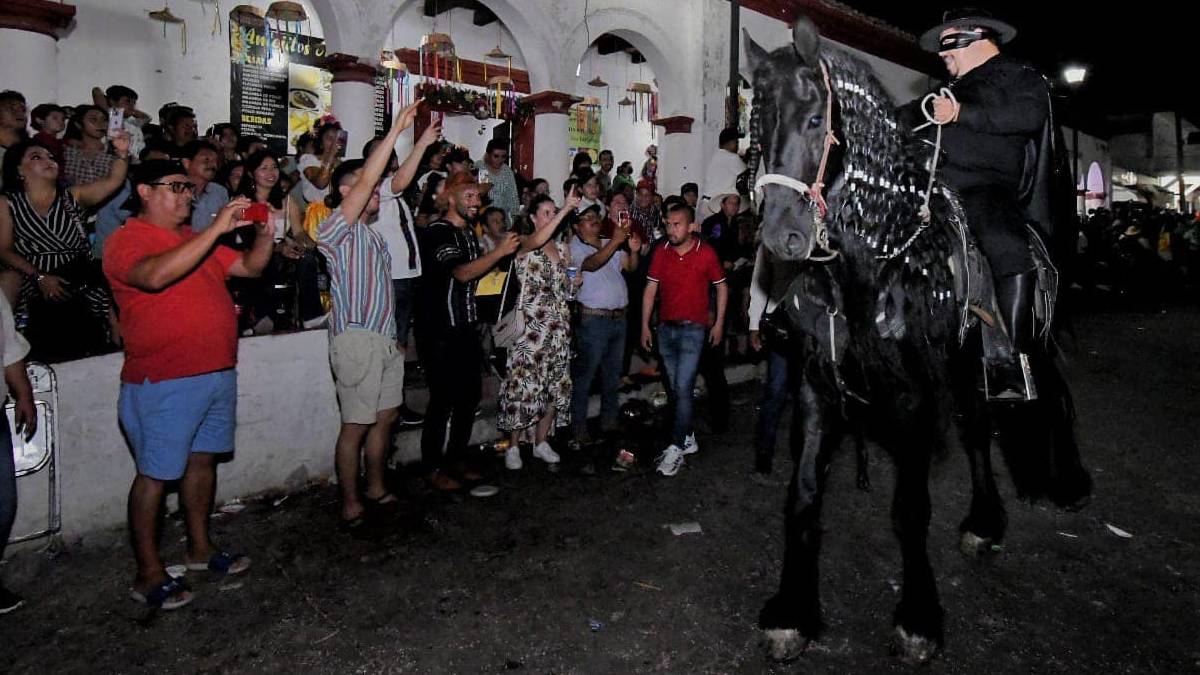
[{"xmin": 119, "ymin": 369, "xmax": 237, "ymax": 480}]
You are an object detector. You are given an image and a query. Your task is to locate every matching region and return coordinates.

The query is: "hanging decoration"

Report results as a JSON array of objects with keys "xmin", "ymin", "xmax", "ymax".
[
  {"xmin": 627, "ymin": 82, "xmax": 656, "ymax": 123},
  {"xmin": 148, "ymin": 4, "xmax": 188, "ymax": 56},
  {"xmin": 264, "ymin": 1, "xmax": 309, "ymax": 71},
  {"xmin": 195, "ymin": 0, "xmax": 223, "ymax": 37},
  {"xmin": 574, "ymin": 97, "xmax": 603, "ymax": 137}
]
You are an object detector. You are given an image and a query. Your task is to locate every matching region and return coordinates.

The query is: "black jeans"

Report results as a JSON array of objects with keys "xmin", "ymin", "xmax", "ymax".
[
  {"xmin": 960, "ymin": 184, "xmax": 1034, "ymax": 277},
  {"xmin": 417, "ymin": 325, "xmax": 483, "ymax": 470},
  {"xmin": 699, "ymin": 340, "xmax": 730, "ymax": 433},
  {"xmin": 0, "ymin": 415, "xmax": 15, "ymax": 561}
]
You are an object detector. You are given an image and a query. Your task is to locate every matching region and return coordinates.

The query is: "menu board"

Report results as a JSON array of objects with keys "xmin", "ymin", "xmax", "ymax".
[{"xmin": 230, "ymin": 19, "xmax": 330, "ymax": 155}]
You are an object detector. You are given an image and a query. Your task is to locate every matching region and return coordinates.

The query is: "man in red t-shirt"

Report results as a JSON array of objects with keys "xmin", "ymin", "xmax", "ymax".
[
  {"xmin": 641, "ymin": 202, "xmax": 727, "ymax": 477},
  {"xmin": 103, "ymin": 159, "xmax": 273, "ymax": 610}
]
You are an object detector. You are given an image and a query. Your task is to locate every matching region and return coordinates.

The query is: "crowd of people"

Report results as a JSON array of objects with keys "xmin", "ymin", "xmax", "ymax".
[
  {"xmin": 1077, "ymin": 203, "xmax": 1200, "ymax": 307},
  {"xmin": 0, "ymin": 81, "xmax": 772, "ymax": 612}
]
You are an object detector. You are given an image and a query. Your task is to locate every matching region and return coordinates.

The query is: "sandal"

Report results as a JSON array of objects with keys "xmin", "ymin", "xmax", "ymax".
[
  {"xmin": 185, "ymin": 551, "xmax": 251, "ymax": 576},
  {"xmin": 130, "ymin": 576, "xmax": 193, "ymax": 610},
  {"xmin": 363, "ymin": 492, "xmax": 400, "ymax": 509}
]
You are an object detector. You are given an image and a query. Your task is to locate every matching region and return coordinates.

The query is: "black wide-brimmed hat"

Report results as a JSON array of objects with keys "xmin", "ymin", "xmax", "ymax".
[{"xmin": 918, "ymin": 7, "xmax": 1017, "ymax": 53}]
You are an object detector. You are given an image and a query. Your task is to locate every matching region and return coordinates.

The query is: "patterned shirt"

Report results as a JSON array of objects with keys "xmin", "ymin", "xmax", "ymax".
[
  {"xmin": 316, "ymin": 207, "xmax": 395, "ymax": 339},
  {"xmin": 484, "ymin": 163, "xmax": 520, "ymax": 218},
  {"xmin": 416, "ymin": 220, "xmax": 482, "ymax": 331},
  {"xmin": 62, "ymin": 145, "xmax": 115, "ymax": 188}
]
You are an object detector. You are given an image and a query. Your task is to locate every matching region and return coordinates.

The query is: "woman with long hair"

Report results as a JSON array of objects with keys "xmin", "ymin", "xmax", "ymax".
[
  {"xmin": 61, "ymin": 105, "xmax": 117, "ymax": 188},
  {"xmin": 497, "ymin": 188, "xmax": 582, "ymax": 471},
  {"xmin": 298, "ymin": 117, "xmax": 343, "ymax": 207},
  {"xmin": 235, "ymin": 150, "xmax": 321, "ymax": 331},
  {"xmin": 0, "ymin": 134, "xmax": 130, "ymax": 358}
]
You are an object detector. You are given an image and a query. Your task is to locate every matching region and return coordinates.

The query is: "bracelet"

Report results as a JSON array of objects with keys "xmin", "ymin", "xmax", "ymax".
[{"xmin": 33, "ymin": 273, "xmax": 45, "ymax": 283}]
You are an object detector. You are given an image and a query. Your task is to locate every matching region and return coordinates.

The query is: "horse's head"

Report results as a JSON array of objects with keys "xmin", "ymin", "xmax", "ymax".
[{"xmin": 745, "ymin": 18, "xmax": 839, "ymax": 262}]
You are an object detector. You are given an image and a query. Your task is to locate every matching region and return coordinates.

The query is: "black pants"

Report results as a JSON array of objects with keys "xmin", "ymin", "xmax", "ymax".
[
  {"xmin": 960, "ymin": 185, "xmax": 1034, "ymax": 277},
  {"xmin": 699, "ymin": 340, "xmax": 730, "ymax": 433},
  {"xmin": 417, "ymin": 325, "xmax": 482, "ymax": 470}
]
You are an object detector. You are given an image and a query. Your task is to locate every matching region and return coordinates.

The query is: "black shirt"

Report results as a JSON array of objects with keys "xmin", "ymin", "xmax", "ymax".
[
  {"xmin": 416, "ymin": 220, "xmax": 481, "ymax": 332},
  {"xmin": 898, "ymin": 55, "xmax": 1048, "ymax": 192},
  {"xmin": 701, "ymin": 212, "xmax": 740, "ymax": 264}
]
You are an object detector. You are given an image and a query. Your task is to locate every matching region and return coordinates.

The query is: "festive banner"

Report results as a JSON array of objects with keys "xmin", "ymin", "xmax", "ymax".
[{"xmin": 568, "ymin": 106, "xmax": 602, "ymax": 161}]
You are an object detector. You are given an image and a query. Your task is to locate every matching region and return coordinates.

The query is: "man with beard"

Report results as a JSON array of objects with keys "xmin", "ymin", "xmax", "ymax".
[
  {"xmin": 180, "ymin": 141, "xmax": 228, "ymax": 233},
  {"xmin": 316, "ymin": 101, "xmax": 425, "ymax": 530},
  {"xmin": 641, "ymin": 203, "xmax": 727, "ymax": 477},
  {"xmin": 416, "ymin": 170, "xmax": 519, "ymax": 491}
]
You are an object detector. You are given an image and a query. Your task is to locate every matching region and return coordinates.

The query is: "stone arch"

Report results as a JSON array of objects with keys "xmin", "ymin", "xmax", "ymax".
[{"xmin": 557, "ymin": 7, "xmax": 691, "ymax": 116}]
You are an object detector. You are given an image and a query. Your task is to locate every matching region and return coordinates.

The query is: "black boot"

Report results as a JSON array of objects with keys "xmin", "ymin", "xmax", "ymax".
[{"xmin": 986, "ymin": 271, "xmax": 1038, "ymax": 402}]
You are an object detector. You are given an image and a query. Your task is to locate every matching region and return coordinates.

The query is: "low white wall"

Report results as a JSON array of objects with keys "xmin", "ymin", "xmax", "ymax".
[{"xmin": 12, "ymin": 330, "xmax": 341, "ymax": 544}]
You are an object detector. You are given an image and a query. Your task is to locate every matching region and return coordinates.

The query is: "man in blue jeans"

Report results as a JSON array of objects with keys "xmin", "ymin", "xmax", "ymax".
[
  {"xmin": 0, "ymin": 294, "xmax": 36, "ymax": 614},
  {"xmin": 641, "ymin": 203, "xmax": 727, "ymax": 477},
  {"xmin": 570, "ymin": 203, "xmax": 642, "ymax": 467}
]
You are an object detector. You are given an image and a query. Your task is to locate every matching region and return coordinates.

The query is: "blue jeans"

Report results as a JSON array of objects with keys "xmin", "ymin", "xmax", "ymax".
[
  {"xmin": 657, "ymin": 322, "xmax": 707, "ymax": 446},
  {"xmin": 754, "ymin": 347, "xmax": 791, "ymax": 472},
  {"xmin": 0, "ymin": 415, "xmax": 15, "ymax": 558},
  {"xmin": 571, "ymin": 313, "xmax": 626, "ymax": 436}
]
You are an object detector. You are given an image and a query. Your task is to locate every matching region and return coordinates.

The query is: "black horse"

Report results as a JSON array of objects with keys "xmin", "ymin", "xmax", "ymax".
[{"xmin": 743, "ymin": 19, "xmax": 1092, "ymax": 663}]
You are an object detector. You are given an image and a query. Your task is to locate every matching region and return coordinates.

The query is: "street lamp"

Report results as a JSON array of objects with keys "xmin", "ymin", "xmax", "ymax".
[
  {"xmin": 1061, "ymin": 65, "xmax": 1089, "ymax": 215},
  {"xmin": 1062, "ymin": 65, "xmax": 1088, "ymax": 85}
]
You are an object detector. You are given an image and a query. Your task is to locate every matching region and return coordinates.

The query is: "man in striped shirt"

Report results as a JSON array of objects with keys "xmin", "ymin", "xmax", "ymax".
[{"xmin": 316, "ymin": 100, "xmax": 425, "ymax": 532}]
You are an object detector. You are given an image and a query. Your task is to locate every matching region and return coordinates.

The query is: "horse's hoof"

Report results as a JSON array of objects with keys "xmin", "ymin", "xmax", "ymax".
[
  {"xmin": 763, "ymin": 628, "xmax": 808, "ymax": 662},
  {"xmin": 891, "ymin": 625, "xmax": 938, "ymax": 665},
  {"xmin": 959, "ymin": 531, "xmax": 1000, "ymax": 558}
]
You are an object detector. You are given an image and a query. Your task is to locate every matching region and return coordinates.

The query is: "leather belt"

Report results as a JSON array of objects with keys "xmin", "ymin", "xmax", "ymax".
[{"xmin": 580, "ymin": 306, "xmax": 626, "ymax": 318}]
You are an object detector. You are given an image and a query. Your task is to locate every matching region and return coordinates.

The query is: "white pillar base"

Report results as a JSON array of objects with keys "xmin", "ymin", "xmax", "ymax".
[
  {"xmin": 534, "ymin": 114, "xmax": 570, "ymax": 201},
  {"xmin": 331, "ymin": 80, "xmax": 376, "ymax": 160},
  {"xmin": 0, "ymin": 29, "xmax": 57, "ymax": 110}
]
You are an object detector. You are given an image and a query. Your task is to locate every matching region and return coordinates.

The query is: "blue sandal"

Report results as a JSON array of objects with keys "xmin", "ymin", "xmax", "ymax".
[
  {"xmin": 129, "ymin": 576, "xmax": 193, "ymax": 610},
  {"xmin": 185, "ymin": 551, "xmax": 251, "ymax": 576}
]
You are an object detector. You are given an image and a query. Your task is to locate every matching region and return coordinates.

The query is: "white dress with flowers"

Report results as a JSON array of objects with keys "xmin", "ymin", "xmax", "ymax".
[{"xmin": 497, "ymin": 241, "xmax": 573, "ymax": 432}]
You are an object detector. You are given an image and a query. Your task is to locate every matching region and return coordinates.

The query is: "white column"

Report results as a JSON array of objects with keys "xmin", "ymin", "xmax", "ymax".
[
  {"xmin": 534, "ymin": 113, "xmax": 570, "ymax": 201},
  {"xmin": 330, "ymin": 80, "xmax": 375, "ymax": 160},
  {"xmin": 0, "ymin": 30, "xmax": 57, "ymax": 109}
]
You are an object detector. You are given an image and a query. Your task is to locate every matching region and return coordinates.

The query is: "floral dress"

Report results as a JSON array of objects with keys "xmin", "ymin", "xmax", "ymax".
[{"xmin": 497, "ymin": 241, "xmax": 573, "ymax": 432}]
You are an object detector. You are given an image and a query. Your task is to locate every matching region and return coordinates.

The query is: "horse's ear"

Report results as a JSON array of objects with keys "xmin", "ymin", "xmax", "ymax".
[
  {"xmin": 791, "ymin": 16, "xmax": 821, "ymax": 66},
  {"xmin": 743, "ymin": 29, "xmax": 770, "ymax": 78}
]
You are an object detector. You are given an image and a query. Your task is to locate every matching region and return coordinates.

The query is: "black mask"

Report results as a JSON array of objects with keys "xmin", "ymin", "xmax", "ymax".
[{"xmin": 938, "ymin": 30, "xmax": 994, "ymax": 52}]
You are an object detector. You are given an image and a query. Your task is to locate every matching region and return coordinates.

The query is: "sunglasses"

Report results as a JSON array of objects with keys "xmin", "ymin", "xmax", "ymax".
[{"xmin": 147, "ymin": 180, "xmax": 196, "ymax": 194}]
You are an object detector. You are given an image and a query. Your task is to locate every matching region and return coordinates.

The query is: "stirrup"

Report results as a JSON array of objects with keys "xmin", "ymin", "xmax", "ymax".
[{"xmin": 982, "ymin": 353, "xmax": 1037, "ymax": 402}]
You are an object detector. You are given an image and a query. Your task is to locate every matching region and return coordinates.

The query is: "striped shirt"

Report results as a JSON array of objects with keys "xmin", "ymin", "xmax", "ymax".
[
  {"xmin": 415, "ymin": 220, "xmax": 482, "ymax": 330},
  {"xmin": 316, "ymin": 207, "xmax": 396, "ymax": 339},
  {"xmin": 484, "ymin": 164, "xmax": 520, "ymax": 219}
]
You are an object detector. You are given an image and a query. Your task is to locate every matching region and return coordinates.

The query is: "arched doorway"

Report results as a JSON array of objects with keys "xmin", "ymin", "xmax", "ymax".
[
  {"xmin": 572, "ymin": 34, "xmax": 659, "ymax": 186},
  {"xmin": 1085, "ymin": 162, "xmax": 1107, "ymax": 213}
]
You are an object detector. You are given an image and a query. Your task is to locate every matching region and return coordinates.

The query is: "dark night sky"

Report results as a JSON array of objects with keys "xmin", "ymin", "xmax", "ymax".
[{"xmin": 834, "ymin": 1, "xmax": 1200, "ymax": 134}]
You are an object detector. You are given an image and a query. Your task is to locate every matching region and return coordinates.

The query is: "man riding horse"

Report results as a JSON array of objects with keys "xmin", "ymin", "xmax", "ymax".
[{"xmin": 897, "ymin": 7, "xmax": 1071, "ymax": 401}]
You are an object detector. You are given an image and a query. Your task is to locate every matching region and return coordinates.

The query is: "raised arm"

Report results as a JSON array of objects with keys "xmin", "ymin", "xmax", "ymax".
[
  {"xmin": 390, "ymin": 119, "xmax": 442, "ymax": 195},
  {"xmin": 451, "ymin": 233, "xmax": 519, "ymax": 283},
  {"xmin": 341, "ymin": 100, "xmax": 423, "ymax": 226},
  {"xmin": 70, "ymin": 131, "xmax": 130, "ymax": 208},
  {"xmin": 120, "ymin": 197, "xmax": 252, "ymax": 291},
  {"xmin": 520, "ymin": 187, "xmax": 581, "ymax": 255},
  {"xmin": 582, "ymin": 224, "xmax": 628, "ymax": 272}
]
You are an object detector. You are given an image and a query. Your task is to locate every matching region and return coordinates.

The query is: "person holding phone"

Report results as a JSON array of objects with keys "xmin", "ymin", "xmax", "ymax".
[
  {"xmin": 103, "ymin": 159, "xmax": 275, "ymax": 610},
  {"xmin": 569, "ymin": 196, "xmax": 642, "ymax": 469},
  {"xmin": 0, "ymin": 292, "xmax": 36, "ymax": 614},
  {"xmin": 298, "ymin": 117, "xmax": 344, "ymax": 207}
]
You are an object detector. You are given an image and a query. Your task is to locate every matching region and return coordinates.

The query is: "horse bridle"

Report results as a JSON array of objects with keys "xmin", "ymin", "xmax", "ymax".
[{"xmin": 753, "ymin": 59, "xmax": 840, "ymax": 262}]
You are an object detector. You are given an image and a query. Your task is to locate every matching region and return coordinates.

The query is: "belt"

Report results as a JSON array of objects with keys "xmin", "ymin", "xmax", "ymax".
[{"xmin": 581, "ymin": 306, "xmax": 626, "ymax": 318}]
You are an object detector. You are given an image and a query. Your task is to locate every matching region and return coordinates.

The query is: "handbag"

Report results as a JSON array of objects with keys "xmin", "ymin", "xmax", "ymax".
[{"xmin": 492, "ymin": 260, "xmax": 525, "ymax": 348}]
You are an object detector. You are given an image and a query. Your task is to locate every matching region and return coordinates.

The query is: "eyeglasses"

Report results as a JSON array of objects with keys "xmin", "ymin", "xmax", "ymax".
[{"xmin": 147, "ymin": 181, "xmax": 196, "ymax": 194}]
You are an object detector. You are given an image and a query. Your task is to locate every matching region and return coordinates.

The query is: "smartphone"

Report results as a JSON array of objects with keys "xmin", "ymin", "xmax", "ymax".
[
  {"xmin": 243, "ymin": 202, "xmax": 271, "ymax": 224},
  {"xmin": 618, "ymin": 210, "xmax": 630, "ymax": 227},
  {"xmin": 107, "ymin": 108, "xmax": 124, "ymax": 139},
  {"xmin": 336, "ymin": 129, "xmax": 349, "ymax": 158}
]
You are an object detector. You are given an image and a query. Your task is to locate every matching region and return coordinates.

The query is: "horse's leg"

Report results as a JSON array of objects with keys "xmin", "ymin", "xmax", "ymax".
[
  {"xmin": 951, "ymin": 343, "xmax": 1007, "ymax": 556},
  {"xmin": 1033, "ymin": 350, "xmax": 1092, "ymax": 511},
  {"xmin": 890, "ymin": 422, "xmax": 944, "ymax": 664},
  {"xmin": 759, "ymin": 376, "xmax": 835, "ymax": 662}
]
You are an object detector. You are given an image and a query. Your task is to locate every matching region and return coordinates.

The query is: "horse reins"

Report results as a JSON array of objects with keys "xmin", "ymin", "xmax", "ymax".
[
  {"xmin": 912, "ymin": 86, "xmax": 958, "ymax": 223},
  {"xmin": 753, "ymin": 60, "xmax": 841, "ymax": 262}
]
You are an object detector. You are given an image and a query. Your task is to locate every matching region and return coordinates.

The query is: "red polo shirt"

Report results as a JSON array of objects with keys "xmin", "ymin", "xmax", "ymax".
[
  {"xmin": 646, "ymin": 237, "xmax": 725, "ymax": 326},
  {"xmin": 103, "ymin": 218, "xmax": 241, "ymax": 383}
]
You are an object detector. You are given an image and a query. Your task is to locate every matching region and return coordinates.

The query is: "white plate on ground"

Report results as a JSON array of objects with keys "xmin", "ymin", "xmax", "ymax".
[{"xmin": 470, "ymin": 485, "xmax": 500, "ymax": 498}]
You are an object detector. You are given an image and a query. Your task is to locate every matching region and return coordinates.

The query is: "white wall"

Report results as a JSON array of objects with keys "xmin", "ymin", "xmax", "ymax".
[
  {"xmin": 52, "ymin": 0, "xmax": 324, "ymax": 133},
  {"xmin": 10, "ymin": 331, "xmax": 341, "ymax": 543},
  {"xmin": 388, "ymin": 5, "xmax": 526, "ymax": 71},
  {"xmin": 570, "ymin": 47, "xmax": 658, "ymax": 179}
]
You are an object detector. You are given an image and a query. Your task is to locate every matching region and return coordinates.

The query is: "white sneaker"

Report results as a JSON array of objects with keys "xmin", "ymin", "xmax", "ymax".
[
  {"xmin": 682, "ymin": 433, "xmax": 700, "ymax": 455},
  {"xmin": 655, "ymin": 445, "xmax": 685, "ymax": 477},
  {"xmin": 532, "ymin": 441, "xmax": 561, "ymax": 464},
  {"xmin": 505, "ymin": 445, "xmax": 523, "ymax": 470}
]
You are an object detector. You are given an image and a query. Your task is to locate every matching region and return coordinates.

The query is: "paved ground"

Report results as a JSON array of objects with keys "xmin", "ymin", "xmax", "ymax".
[{"xmin": 3, "ymin": 306, "xmax": 1200, "ymax": 674}]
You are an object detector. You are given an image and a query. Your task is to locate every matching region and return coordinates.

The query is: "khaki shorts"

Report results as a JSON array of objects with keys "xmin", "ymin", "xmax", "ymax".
[{"xmin": 329, "ymin": 330, "xmax": 405, "ymax": 424}]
